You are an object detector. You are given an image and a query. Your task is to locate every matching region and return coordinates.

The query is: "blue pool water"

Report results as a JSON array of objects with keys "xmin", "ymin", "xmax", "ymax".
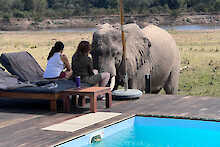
[{"xmin": 58, "ymin": 116, "xmax": 220, "ymax": 147}]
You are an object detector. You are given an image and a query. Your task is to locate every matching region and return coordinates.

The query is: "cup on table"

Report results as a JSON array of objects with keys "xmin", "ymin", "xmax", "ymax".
[{"xmin": 75, "ymin": 76, "xmax": 80, "ymax": 88}]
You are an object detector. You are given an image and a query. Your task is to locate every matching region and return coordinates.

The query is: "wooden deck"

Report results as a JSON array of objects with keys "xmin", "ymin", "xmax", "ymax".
[{"xmin": 1, "ymin": 94, "xmax": 220, "ymax": 146}]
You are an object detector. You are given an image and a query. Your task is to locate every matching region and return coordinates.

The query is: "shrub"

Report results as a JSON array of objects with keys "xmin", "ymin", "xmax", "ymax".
[
  {"xmin": 13, "ymin": 10, "xmax": 25, "ymax": 18},
  {"xmin": 2, "ymin": 13, "xmax": 11, "ymax": 23}
]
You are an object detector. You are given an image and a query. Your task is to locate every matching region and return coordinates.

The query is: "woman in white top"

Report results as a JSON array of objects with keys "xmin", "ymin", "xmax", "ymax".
[{"xmin": 43, "ymin": 41, "xmax": 72, "ymax": 79}]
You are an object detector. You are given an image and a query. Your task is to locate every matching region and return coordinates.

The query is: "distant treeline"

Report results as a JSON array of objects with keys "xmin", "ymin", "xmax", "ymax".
[{"xmin": 1, "ymin": 0, "xmax": 220, "ymax": 20}]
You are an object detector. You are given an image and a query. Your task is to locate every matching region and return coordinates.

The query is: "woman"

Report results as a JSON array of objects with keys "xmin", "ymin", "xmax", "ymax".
[
  {"xmin": 44, "ymin": 41, "xmax": 72, "ymax": 79},
  {"xmin": 71, "ymin": 41, "xmax": 110, "ymax": 87}
]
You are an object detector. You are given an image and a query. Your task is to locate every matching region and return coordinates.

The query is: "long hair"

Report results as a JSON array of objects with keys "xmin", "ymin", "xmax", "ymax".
[
  {"xmin": 76, "ymin": 41, "xmax": 91, "ymax": 55},
  {"xmin": 47, "ymin": 41, "xmax": 64, "ymax": 60}
]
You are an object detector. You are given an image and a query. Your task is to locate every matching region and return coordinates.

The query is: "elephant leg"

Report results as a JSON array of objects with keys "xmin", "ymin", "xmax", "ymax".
[
  {"xmin": 113, "ymin": 84, "xmax": 119, "ymax": 91},
  {"xmin": 128, "ymin": 78, "xmax": 138, "ymax": 89},
  {"xmin": 151, "ymin": 89, "xmax": 161, "ymax": 94},
  {"xmin": 113, "ymin": 80, "xmax": 119, "ymax": 90},
  {"xmin": 128, "ymin": 79, "xmax": 133, "ymax": 89},
  {"xmin": 164, "ymin": 68, "xmax": 179, "ymax": 94}
]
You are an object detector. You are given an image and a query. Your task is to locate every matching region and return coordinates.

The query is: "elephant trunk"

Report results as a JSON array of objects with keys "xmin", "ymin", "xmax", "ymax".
[
  {"xmin": 109, "ymin": 76, "xmax": 115, "ymax": 90},
  {"xmin": 98, "ymin": 57, "xmax": 116, "ymax": 77}
]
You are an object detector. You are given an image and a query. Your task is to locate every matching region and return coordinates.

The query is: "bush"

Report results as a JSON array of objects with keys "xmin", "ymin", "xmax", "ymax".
[
  {"xmin": 2, "ymin": 13, "xmax": 11, "ymax": 23},
  {"xmin": 13, "ymin": 10, "xmax": 25, "ymax": 18},
  {"xmin": 44, "ymin": 9, "xmax": 57, "ymax": 18},
  {"xmin": 169, "ymin": 9, "xmax": 181, "ymax": 18},
  {"xmin": 33, "ymin": 16, "xmax": 43, "ymax": 22}
]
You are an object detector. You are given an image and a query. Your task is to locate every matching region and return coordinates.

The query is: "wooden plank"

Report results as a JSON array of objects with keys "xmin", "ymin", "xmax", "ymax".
[
  {"xmin": 106, "ymin": 92, "xmax": 112, "ymax": 108},
  {"xmin": 90, "ymin": 94, "xmax": 97, "ymax": 113},
  {"xmin": 0, "ymin": 91, "xmax": 53, "ymax": 100},
  {"xmin": 3, "ymin": 94, "xmax": 220, "ymax": 146},
  {"xmin": 64, "ymin": 87, "xmax": 111, "ymax": 93},
  {"xmin": 0, "ymin": 91, "xmax": 67, "ymax": 112}
]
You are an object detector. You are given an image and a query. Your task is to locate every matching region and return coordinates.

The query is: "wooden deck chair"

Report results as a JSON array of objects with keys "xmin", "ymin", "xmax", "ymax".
[
  {"xmin": 0, "ymin": 51, "xmax": 89, "ymax": 112},
  {"xmin": 0, "ymin": 51, "xmax": 111, "ymax": 113}
]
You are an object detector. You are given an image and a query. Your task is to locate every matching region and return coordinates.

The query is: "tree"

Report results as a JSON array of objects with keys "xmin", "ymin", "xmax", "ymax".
[
  {"xmin": 32, "ymin": 0, "xmax": 47, "ymax": 12},
  {"xmin": 90, "ymin": 0, "xmax": 109, "ymax": 8},
  {"xmin": 12, "ymin": 0, "xmax": 25, "ymax": 11},
  {"xmin": 215, "ymin": 0, "xmax": 220, "ymax": 11},
  {"xmin": 108, "ymin": 0, "xmax": 118, "ymax": 9},
  {"xmin": 23, "ymin": 0, "xmax": 34, "ymax": 11},
  {"xmin": 168, "ymin": 0, "xmax": 182, "ymax": 9},
  {"xmin": 0, "ymin": 0, "xmax": 14, "ymax": 12}
]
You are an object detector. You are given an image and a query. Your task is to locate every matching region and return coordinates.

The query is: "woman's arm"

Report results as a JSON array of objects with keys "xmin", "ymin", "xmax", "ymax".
[
  {"xmin": 61, "ymin": 54, "xmax": 72, "ymax": 71},
  {"xmin": 88, "ymin": 57, "xmax": 94, "ymax": 76}
]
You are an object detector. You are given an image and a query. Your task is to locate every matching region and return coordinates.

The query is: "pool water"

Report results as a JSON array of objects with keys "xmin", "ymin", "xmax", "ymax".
[{"xmin": 58, "ymin": 116, "xmax": 220, "ymax": 147}]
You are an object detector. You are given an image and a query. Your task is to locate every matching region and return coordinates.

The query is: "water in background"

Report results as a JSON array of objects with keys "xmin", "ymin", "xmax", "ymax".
[
  {"xmin": 44, "ymin": 25, "xmax": 220, "ymax": 32},
  {"xmin": 1, "ymin": 25, "xmax": 220, "ymax": 33},
  {"xmin": 160, "ymin": 24, "xmax": 220, "ymax": 31},
  {"xmin": 0, "ymin": 27, "xmax": 97, "ymax": 34},
  {"xmin": 45, "ymin": 28, "xmax": 97, "ymax": 33}
]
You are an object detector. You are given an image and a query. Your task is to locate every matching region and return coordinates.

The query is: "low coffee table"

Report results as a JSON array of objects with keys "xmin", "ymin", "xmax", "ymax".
[{"xmin": 63, "ymin": 87, "xmax": 112, "ymax": 113}]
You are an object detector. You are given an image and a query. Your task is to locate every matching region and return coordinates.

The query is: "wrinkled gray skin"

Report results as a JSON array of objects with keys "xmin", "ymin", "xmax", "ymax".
[{"xmin": 91, "ymin": 23, "xmax": 180, "ymax": 94}]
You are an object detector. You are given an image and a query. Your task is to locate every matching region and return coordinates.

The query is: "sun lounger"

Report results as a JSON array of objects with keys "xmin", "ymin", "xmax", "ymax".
[
  {"xmin": 0, "ymin": 51, "xmax": 88, "ymax": 112},
  {"xmin": 0, "ymin": 51, "xmax": 44, "ymax": 82},
  {"xmin": 0, "ymin": 78, "xmax": 89, "ymax": 112},
  {"xmin": 0, "ymin": 67, "xmax": 34, "ymax": 90},
  {"xmin": 0, "ymin": 51, "xmax": 112, "ymax": 112}
]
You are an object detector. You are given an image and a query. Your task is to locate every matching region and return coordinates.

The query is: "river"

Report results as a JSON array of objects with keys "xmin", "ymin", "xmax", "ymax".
[
  {"xmin": 160, "ymin": 24, "xmax": 220, "ymax": 31},
  {"xmin": 1, "ymin": 25, "xmax": 220, "ymax": 33},
  {"xmin": 45, "ymin": 25, "xmax": 220, "ymax": 32}
]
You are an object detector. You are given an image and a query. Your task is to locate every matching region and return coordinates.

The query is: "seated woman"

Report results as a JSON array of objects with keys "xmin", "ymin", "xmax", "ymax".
[
  {"xmin": 71, "ymin": 41, "xmax": 110, "ymax": 87},
  {"xmin": 44, "ymin": 41, "xmax": 72, "ymax": 79}
]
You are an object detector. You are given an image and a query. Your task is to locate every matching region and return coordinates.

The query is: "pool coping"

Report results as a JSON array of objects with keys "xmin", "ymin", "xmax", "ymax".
[
  {"xmin": 53, "ymin": 112, "xmax": 220, "ymax": 147},
  {"xmin": 53, "ymin": 113, "xmax": 135, "ymax": 147}
]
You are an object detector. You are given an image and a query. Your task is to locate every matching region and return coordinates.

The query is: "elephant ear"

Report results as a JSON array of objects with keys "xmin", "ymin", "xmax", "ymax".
[
  {"xmin": 144, "ymin": 37, "xmax": 151, "ymax": 48},
  {"xmin": 142, "ymin": 36, "xmax": 152, "ymax": 59},
  {"xmin": 122, "ymin": 23, "xmax": 152, "ymax": 76}
]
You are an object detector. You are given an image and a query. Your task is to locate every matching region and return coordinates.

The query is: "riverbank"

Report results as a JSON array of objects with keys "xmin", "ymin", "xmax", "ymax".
[{"xmin": 1, "ymin": 14, "xmax": 220, "ymax": 31}]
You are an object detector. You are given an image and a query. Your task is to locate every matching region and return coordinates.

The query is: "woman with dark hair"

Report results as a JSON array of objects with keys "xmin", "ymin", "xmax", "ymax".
[
  {"xmin": 44, "ymin": 41, "xmax": 72, "ymax": 79},
  {"xmin": 71, "ymin": 41, "xmax": 110, "ymax": 87}
]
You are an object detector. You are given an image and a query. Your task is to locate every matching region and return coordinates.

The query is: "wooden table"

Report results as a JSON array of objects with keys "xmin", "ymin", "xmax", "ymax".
[{"xmin": 63, "ymin": 87, "xmax": 112, "ymax": 113}]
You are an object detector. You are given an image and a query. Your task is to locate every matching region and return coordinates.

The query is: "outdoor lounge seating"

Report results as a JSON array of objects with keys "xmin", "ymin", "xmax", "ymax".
[
  {"xmin": 0, "ymin": 51, "xmax": 45, "ymax": 82},
  {"xmin": 0, "ymin": 65, "xmax": 85, "ymax": 112},
  {"xmin": 0, "ymin": 51, "xmax": 112, "ymax": 112}
]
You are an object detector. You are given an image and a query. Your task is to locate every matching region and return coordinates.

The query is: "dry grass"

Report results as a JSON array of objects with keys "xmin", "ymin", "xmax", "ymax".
[
  {"xmin": 1, "ymin": 29, "xmax": 220, "ymax": 96},
  {"xmin": 170, "ymin": 29, "xmax": 220, "ymax": 96},
  {"xmin": 0, "ymin": 31, "xmax": 93, "ymax": 69}
]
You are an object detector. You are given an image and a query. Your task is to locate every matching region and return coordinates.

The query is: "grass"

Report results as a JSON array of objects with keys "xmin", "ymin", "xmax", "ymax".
[
  {"xmin": 0, "ymin": 29, "xmax": 220, "ymax": 97},
  {"xmin": 170, "ymin": 30, "xmax": 220, "ymax": 96},
  {"xmin": 0, "ymin": 31, "xmax": 93, "ymax": 70}
]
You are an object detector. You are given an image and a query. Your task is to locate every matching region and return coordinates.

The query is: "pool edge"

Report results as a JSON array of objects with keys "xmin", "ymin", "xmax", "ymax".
[
  {"xmin": 53, "ymin": 113, "xmax": 220, "ymax": 147},
  {"xmin": 53, "ymin": 113, "xmax": 136, "ymax": 147}
]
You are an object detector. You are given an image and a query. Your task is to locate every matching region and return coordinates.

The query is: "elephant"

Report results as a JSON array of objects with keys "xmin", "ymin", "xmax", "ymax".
[{"xmin": 91, "ymin": 23, "xmax": 180, "ymax": 94}]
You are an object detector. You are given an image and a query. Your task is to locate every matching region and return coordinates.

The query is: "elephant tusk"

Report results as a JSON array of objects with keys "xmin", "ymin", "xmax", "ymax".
[{"xmin": 110, "ymin": 76, "xmax": 116, "ymax": 91}]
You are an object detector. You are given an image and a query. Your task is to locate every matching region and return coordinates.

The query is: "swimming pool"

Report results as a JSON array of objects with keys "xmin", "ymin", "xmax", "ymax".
[{"xmin": 57, "ymin": 116, "xmax": 220, "ymax": 147}]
